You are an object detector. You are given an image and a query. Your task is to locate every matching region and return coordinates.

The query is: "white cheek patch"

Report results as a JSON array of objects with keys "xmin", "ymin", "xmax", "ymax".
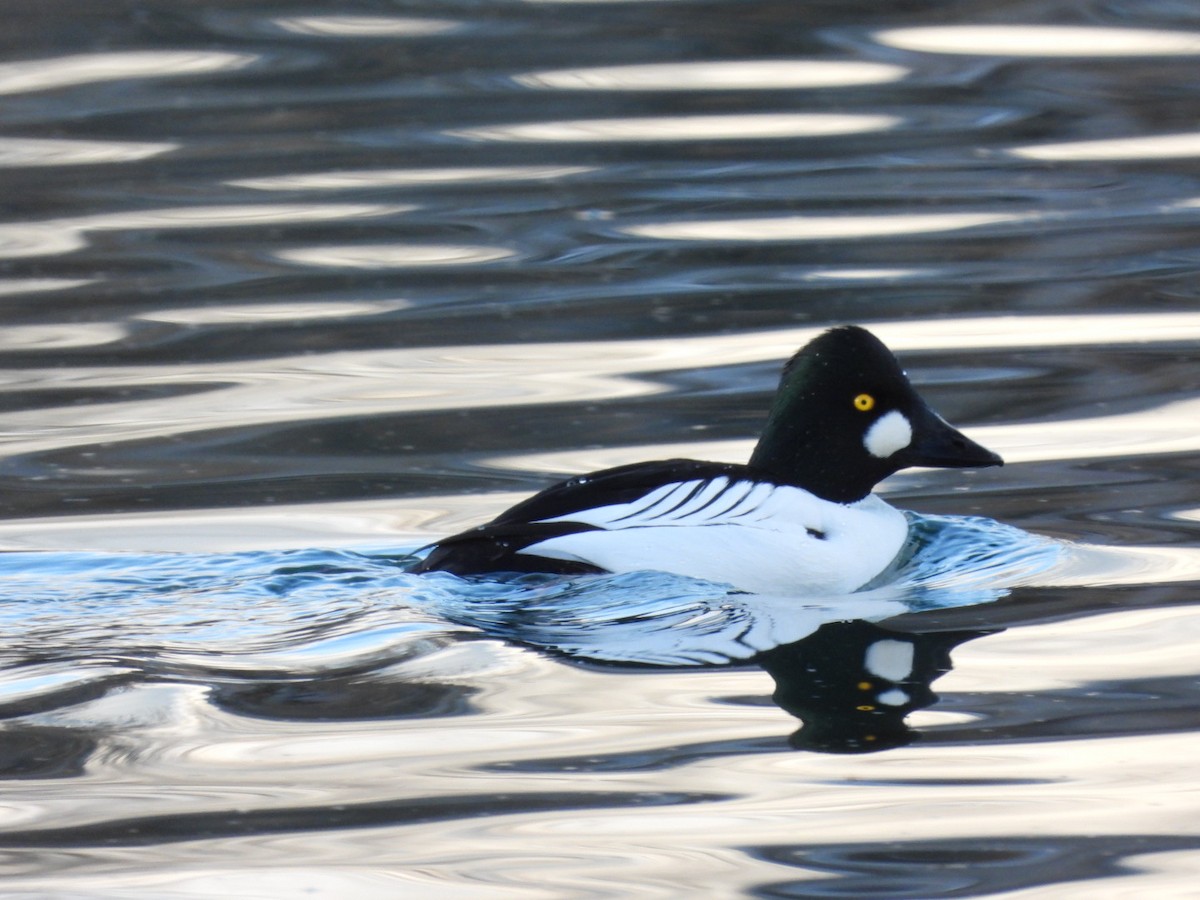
[{"xmin": 863, "ymin": 410, "xmax": 913, "ymax": 459}]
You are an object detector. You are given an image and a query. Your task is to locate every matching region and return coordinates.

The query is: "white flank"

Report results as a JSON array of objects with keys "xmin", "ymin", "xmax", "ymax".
[
  {"xmin": 519, "ymin": 477, "xmax": 909, "ymax": 595},
  {"xmin": 863, "ymin": 410, "xmax": 913, "ymax": 459}
]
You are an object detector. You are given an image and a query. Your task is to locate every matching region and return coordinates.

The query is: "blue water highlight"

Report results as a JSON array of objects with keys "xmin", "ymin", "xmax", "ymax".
[{"xmin": 0, "ymin": 513, "xmax": 1066, "ymax": 677}]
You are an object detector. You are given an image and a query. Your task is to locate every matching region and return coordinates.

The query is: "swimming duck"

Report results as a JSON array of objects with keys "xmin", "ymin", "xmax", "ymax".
[{"xmin": 413, "ymin": 326, "xmax": 1001, "ymax": 594}]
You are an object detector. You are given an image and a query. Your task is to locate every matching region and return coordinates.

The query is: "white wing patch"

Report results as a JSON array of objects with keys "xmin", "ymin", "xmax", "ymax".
[
  {"xmin": 863, "ymin": 410, "xmax": 913, "ymax": 459},
  {"xmin": 518, "ymin": 476, "xmax": 909, "ymax": 595}
]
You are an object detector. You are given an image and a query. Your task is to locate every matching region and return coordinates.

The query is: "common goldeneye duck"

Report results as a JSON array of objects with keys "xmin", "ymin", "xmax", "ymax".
[{"xmin": 414, "ymin": 325, "xmax": 1002, "ymax": 594}]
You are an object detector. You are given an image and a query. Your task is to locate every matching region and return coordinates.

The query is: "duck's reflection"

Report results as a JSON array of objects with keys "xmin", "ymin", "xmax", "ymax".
[{"xmin": 754, "ymin": 620, "xmax": 996, "ymax": 753}]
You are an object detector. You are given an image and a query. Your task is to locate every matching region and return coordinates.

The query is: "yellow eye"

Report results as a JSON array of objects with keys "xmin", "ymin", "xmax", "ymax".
[{"xmin": 853, "ymin": 393, "xmax": 875, "ymax": 412}]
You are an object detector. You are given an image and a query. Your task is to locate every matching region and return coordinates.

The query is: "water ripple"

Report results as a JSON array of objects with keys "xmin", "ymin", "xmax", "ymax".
[
  {"xmin": 274, "ymin": 243, "xmax": 515, "ymax": 269},
  {"xmin": 514, "ymin": 60, "xmax": 909, "ymax": 91},
  {"xmin": 0, "ymin": 204, "xmax": 409, "ymax": 259},
  {"xmin": 873, "ymin": 25, "xmax": 1200, "ymax": 57},
  {"xmin": 625, "ymin": 211, "xmax": 1035, "ymax": 241},
  {"xmin": 0, "ymin": 278, "xmax": 93, "ymax": 297},
  {"xmin": 451, "ymin": 112, "xmax": 901, "ymax": 143},
  {"xmin": 0, "ymin": 50, "xmax": 256, "ymax": 95},
  {"xmin": 272, "ymin": 16, "xmax": 462, "ymax": 38},
  {"xmin": 229, "ymin": 165, "xmax": 594, "ymax": 192},
  {"xmin": 1012, "ymin": 132, "xmax": 1200, "ymax": 161},
  {"xmin": 1, "ymin": 312, "xmax": 1198, "ymax": 474},
  {"xmin": 0, "ymin": 323, "xmax": 126, "ymax": 351},
  {"xmin": 1, "ymin": 0, "xmax": 1199, "ymax": 889},
  {"xmin": 139, "ymin": 300, "xmax": 411, "ymax": 326},
  {"xmin": 0, "ymin": 137, "xmax": 176, "ymax": 168},
  {"xmin": 0, "ymin": 514, "xmax": 1117, "ymax": 671}
]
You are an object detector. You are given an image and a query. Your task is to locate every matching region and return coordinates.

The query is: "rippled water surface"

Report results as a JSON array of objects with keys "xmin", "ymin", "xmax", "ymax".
[{"xmin": 3, "ymin": 1, "xmax": 1200, "ymax": 896}]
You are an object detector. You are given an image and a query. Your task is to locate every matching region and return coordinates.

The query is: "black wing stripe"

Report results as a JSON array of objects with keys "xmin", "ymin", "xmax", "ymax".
[
  {"xmin": 701, "ymin": 480, "xmax": 759, "ymax": 522},
  {"xmin": 670, "ymin": 477, "xmax": 734, "ymax": 520},
  {"xmin": 720, "ymin": 482, "xmax": 776, "ymax": 522},
  {"xmin": 629, "ymin": 479, "xmax": 710, "ymax": 523},
  {"xmin": 606, "ymin": 481, "xmax": 695, "ymax": 524}
]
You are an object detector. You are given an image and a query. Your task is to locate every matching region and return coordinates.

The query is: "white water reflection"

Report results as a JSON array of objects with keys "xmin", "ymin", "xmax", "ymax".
[
  {"xmin": 479, "ymin": 391, "xmax": 1200, "ymax": 477},
  {"xmin": 866, "ymin": 313, "xmax": 1200, "ymax": 352},
  {"xmin": 0, "ymin": 664, "xmax": 135, "ymax": 708},
  {"xmin": 625, "ymin": 211, "xmax": 1033, "ymax": 241},
  {"xmin": 802, "ymin": 267, "xmax": 928, "ymax": 281},
  {"xmin": 960, "ymin": 607, "xmax": 1200, "ymax": 695},
  {"xmin": 275, "ymin": 244, "xmax": 515, "ymax": 268},
  {"xmin": 0, "ymin": 498, "xmax": 435, "ymax": 553},
  {"xmin": 515, "ymin": 60, "xmax": 908, "ymax": 90},
  {"xmin": 971, "ymin": 397, "xmax": 1200, "ymax": 465},
  {"xmin": 0, "ymin": 50, "xmax": 255, "ymax": 95},
  {"xmin": 4, "ymin": 311, "xmax": 1200, "ymax": 469},
  {"xmin": 875, "ymin": 25, "xmax": 1200, "ymax": 57},
  {"xmin": 522, "ymin": 0, "xmax": 688, "ymax": 3},
  {"xmin": 230, "ymin": 166, "xmax": 593, "ymax": 191},
  {"xmin": 0, "ymin": 225, "xmax": 87, "ymax": 259},
  {"xmin": 1013, "ymin": 132, "xmax": 1200, "ymax": 161},
  {"xmin": 83, "ymin": 204, "xmax": 411, "ymax": 230},
  {"xmin": 0, "ymin": 204, "xmax": 408, "ymax": 259},
  {"xmin": 0, "ymin": 323, "xmax": 126, "ymax": 351},
  {"xmin": 273, "ymin": 16, "xmax": 460, "ymax": 37},
  {"xmin": 452, "ymin": 112, "xmax": 900, "ymax": 142},
  {"xmin": 0, "ymin": 137, "xmax": 177, "ymax": 168},
  {"xmin": 1049, "ymin": 547, "xmax": 1200, "ymax": 590},
  {"xmin": 0, "ymin": 278, "xmax": 94, "ymax": 296},
  {"xmin": 2, "ymin": 0, "xmax": 1199, "ymax": 893},
  {"xmin": 141, "ymin": 300, "xmax": 411, "ymax": 326}
]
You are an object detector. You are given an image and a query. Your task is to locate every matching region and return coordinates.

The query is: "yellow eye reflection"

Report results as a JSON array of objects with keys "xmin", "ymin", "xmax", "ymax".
[{"xmin": 853, "ymin": 393, "xmax": 875, "ymax": 412}]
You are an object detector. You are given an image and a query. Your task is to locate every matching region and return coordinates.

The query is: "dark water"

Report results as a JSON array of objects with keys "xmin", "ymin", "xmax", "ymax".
[{"xmin": 2, "ymin": 1, "xmax": 1200, "ymax": 896}]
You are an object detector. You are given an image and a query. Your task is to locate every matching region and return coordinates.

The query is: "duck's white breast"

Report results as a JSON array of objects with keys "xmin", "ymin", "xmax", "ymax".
[{"xmin": 519, "ymin": 477, "xmax": 909, "ymax": 595}]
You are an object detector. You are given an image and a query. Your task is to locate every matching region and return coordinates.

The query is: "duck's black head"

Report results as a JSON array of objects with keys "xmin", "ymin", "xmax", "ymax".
[{"xmin": 748, "ymin": 326, "xmax": 1002, "ymax": 503}]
